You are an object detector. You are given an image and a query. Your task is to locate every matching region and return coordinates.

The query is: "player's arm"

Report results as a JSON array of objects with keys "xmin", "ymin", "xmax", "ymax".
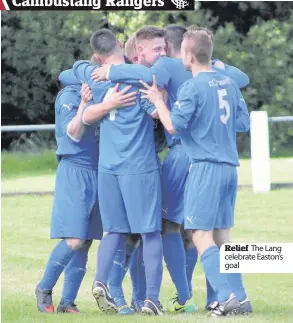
[
  {"xmin": 59, "ymin": 69, "xmax": 80, "ymax": 86},
  {"xmin": 66, "ymin": 84, "xmax": 92, "ymax": 141},
  {"xmin": 82, "ymin": 84, "xmax": 137, "ymax": 125},
  {"xmin": 236, "ymin": 90, "xmax": 250, "ymax": 132},
  {"xmin": 59, "ymin": 60, "xmax": 97, "ymax": 86},
  {"xmin": 140, "ymin": 76, "xmax": 193, "ymax": 134},
  {"xmin": 91, "ymin": 59, "xmax": 170, "ymax": 90},
  {"xmin": 212, "ymin": 59, "xmax": 249, "ymax": 89}
]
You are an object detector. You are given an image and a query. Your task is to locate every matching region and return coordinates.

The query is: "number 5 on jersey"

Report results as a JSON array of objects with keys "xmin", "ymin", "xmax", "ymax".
[{"xmin": 218, "ymin": 89, "xmax": 230, "ymax": 124}]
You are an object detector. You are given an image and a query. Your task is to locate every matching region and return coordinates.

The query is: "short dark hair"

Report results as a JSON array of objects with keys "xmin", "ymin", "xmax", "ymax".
[
  {"xmin": 184, "ymin": 26, "xmax": 213, "ymax": 64},
  {"xmin": 165, "ymin": 24, "xmax": 187, "ymax": 51},
  {"xmin": 90, "ymin": 29, "xmax": 118, "ymax": 56},
  {"xmin": 135, "ymin": 26, "xmax": 166, "ymax": 43}
]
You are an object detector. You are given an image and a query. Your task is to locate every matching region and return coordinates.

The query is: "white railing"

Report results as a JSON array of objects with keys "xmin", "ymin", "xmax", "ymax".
[
  {"xmin": 1, "ymin": 116, "xmax": 292, "ymax": 133},
  {"xmin": 2, "ymin": 115, "xmax": 293, "ymax": 194},
  {"xmin": 1, "ymin": 124, "xmax": 55, "ymax": 132}
]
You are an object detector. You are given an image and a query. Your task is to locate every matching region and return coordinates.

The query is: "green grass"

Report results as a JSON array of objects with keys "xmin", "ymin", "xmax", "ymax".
[
  {"xmin": 2, "ymin": 156, "xmax": 293, "ymax": 194},
  {"xmin": 1, "ymin": 150, "xmax": 57, "ymax": 179},
  {"xmin": 2, "ymin": 190, "xmax": 293, "ymax": 322}
]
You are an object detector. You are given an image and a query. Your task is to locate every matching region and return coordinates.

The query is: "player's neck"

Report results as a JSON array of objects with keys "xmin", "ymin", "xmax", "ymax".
[
  {"xmin": 191, "ymin": 63, "xmax": 212, "ymax": 77},
  {"xmin": 103, "ymin": 53, "xmax": 125, "ymax": 65},
  {"xmin": 171, "ymin": 51, "xmax": 181, "ymax": 59}
]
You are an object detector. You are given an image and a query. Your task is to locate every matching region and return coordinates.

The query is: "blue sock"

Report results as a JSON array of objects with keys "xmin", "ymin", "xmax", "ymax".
[
  {"xmin": 39, "ymin": 239, "xmax": 75, "ymax": 291},
  {"xmin": 108, "ymin": 238, "xmax": 137, "ymax": 306},
  {"xmin": 130, "ymin": 243, "xmax": 146, "ymax": 302},
  {"xmin": 185, "ymin": 246, "xmax": 198, "ymax": 296},
  {"xmin": 142, "ymin": 231, "xmax": 163, "ymax": 305},
  {"xmin": 95, "ymin": 233, "xmax": 125, "ymax": 284},
  {"xmin": 163, "ymin": 232, "xmax": 190, "ymax": 304},
  {"xmin": 206, "ymin": 277, "xmax": 217, "ymax": 305},
  {"xmin": 226, "ymin": 274, "xmax": 247, "ymax": 301},
  {"xmin": 61, "ymin": 240, "xmax": 92, "ymax": 304},
  {"xmin": 201, "ymin": 246, "xmax": 231, "ymax": 303}
]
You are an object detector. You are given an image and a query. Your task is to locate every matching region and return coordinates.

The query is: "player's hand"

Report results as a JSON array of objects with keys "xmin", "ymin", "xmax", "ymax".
[
  {"xmin": 139, "ymin": 75, "xmax": 164, "ymax": 104},
  {"xmin": 106, "ymin": 84, "xmax": 137, "ymax": 109},
  {"xmin": 80, "ymin": 83, "xmax": 93, "ymax": 105},
  {"xmin": 91, "ymin": 64, "xmax": 110, "ymax": 82}
]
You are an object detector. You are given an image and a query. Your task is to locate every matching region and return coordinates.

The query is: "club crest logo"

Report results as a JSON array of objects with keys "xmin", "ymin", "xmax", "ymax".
[{"xmin": 171, "ymin": 0, "xmax": 190, "ymax": 9}]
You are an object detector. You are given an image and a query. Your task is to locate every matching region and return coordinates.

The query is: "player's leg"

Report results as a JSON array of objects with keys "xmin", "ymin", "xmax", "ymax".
[
  {"xmin": 58, "ymin": 240, "xmax": 93, "ymax": 313},
  {"xmin": 185, "ymin": 162, "xmax": 240, "ymax": 317},
  {"xmin": 36, "ymin": 162, "xmax": 92, "ymax": 313},
  {"xmin": 161, "ymin": 147, "xmax": 196, "ymax": 312},
  {"xmin": 130, "ymin": 241, "xmax": 146, "ymax": 312},
  {"xmin": 120, "ymin": 170, "xmax": 163, "ymax": 315},
  {"xmin": 58, "ymin": 169, "xmax": 103, "ymax": 313},
  {"xmin": 213, "ymin": 165, "xmax": 252, "ymax": 315},
  {"xmin": 181, "ymin": 229, "xmax": 198, "ymax": 298},
  {"xmin": 108, "ymin": 234, "xmax": 140, "ymax": 314},
  {"xmin": 93, "ymin": 172, "xmax": 130, "ymax": 314},
  {"xmin": 36, "ymin": 239, "xmax": 80, "ymax": 313}
]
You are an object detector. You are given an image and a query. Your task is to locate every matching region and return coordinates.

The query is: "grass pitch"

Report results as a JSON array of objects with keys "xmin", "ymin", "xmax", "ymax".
[{"xmin": 2, "ymin": 190, "xmax": 293, "ymax": 322}]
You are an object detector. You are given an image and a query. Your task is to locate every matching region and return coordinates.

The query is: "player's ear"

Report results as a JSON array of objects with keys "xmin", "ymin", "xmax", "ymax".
[
  {"xmin": 117, "ymin": 39, "xmax": 124, "ymax": 49},
  {"xmin": 132, "ymin": 55, "xmax": 139, "ymax": 64}
]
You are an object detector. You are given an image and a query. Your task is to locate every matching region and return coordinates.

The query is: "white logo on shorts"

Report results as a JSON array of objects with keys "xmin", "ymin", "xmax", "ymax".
[
  {"xmin": 162, "ymin": 208, "xmax": 168, "ymax": 215},
  {"xmin": 186, "ymin": 215, "xmax": 194, "ymax": 225}
]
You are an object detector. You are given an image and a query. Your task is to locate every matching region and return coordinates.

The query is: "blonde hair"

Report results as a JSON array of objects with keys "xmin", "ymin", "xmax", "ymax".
[
  {"xmin": 125, "ymin": 36, "xmax": 137, "ymax": 62},
  {"xmin": 184, "ymin": 26, "xmax": 213, "ymax": 64}
]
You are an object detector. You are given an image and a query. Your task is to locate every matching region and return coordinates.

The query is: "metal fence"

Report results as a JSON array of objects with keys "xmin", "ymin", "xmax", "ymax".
[{"xmin": 2, "ymin": 116, "xmax": 293, "ymax": 133}]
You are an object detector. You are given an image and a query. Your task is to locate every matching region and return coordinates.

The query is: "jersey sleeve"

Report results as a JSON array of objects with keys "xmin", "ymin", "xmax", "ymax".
[
  {"xmin": 56, "ymin": 92, "xmax": 80, "ymax": 142},
  {"xmin": 59, "ymin": 69, "xmax": 80, "ymax": 86},
  {"xmin": 212, "ymin": 59, "xmax": 249, "ymax": 89},
  {"xmin": 140, "ymin": 94, "xmax": 157, "ymax": 116},
  {"xmin": 149, "ymin": 58, "xmax": 171, "ymax": 89},
  {"xmin": 236, "ymin": 89, "xmax": 250, "ymax": 132},
  {"xmin": 72, "ymin": 60, "xmax": 97, "ymax": 83},
  {"xmin": 170, "ymin": 81, "xmax": 198, "ymax": 132},
  {"xmin": 109, "ymin": 64, "xmax": 154, "ymax": 85}
]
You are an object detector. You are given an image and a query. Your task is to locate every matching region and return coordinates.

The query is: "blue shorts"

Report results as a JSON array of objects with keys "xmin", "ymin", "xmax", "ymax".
[
  {"xmin": 162, "ymin": 145, "xmax": 190, "ymax": 224},
  {"xmin": 184, "ymin": 162, "xmax": 237, "ymax": 231},
  {"xmin": 98, "ymin": 170, "xmax": 162, "ymax": 234},
  {"xmin": 51, "ymin": 160, "xmax": 103, "ymax": 240}
]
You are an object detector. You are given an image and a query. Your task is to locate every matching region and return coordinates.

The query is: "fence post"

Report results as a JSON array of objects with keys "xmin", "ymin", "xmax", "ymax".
[{"xmin": 250, "ymin": 111, "xmax": 271, "ymax": 192}]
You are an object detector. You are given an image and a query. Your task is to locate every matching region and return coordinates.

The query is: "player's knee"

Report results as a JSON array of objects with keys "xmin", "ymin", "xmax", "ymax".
[
  {"xmin": 66, "ymin": 238, "xmax": 86, "ymax": 251},
  {"xmin": 192, "ymin": 230, "xmax": 213, "ymax": 247},
  {"xmin": 213, "ymin": 229, "xmax": 231, "ymax": 247},
  {"xmin": 162, "ymin": 219, "xmax": 181, "ymax": 235},
  {"xmin": 182, "ymin": 230, "xmax": 194, "ymax": 249},
  {"xmin": 127, "ymin": 234, "xmax": 140, "ymax": 247}
]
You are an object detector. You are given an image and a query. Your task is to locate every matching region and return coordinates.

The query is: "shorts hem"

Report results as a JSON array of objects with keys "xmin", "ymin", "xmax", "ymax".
[
  {"xmin": 162, "ymin": 214, "xmax": 183, "ymax": 225},
  {"xmin": 50, "ymin": 234, "xmax": 102, "ymax": 240}
]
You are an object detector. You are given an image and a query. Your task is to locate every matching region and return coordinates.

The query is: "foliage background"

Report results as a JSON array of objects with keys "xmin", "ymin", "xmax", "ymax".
[{"xmin": 2, "ymin": 3, "xmax": 293, "ymax": 154}]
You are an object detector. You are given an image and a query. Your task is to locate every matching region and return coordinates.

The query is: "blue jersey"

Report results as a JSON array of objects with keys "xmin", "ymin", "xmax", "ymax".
[
  {"xmin": 170, "ymin": 71, "xmax": 250, "ymax": 166},
  {"xmin": 66, "ymin": 61, "xmax": 158, "ymax": 175},
  {"xmin": 55, "ymin": 85, "xmax": 99, "ymax": 167},
  {"xmin": 108, "ymin": 57, "xmax": 249, "ymax": 147}
]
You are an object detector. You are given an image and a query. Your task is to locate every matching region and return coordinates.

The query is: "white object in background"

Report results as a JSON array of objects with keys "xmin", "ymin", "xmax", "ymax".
[{"xmin": 250, "ymin": 111, "xmax": 271, "ymax": 192}]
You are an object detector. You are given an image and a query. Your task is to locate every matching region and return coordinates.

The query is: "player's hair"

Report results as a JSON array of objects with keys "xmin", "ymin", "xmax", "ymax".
[
  {"xmin": 187, "ymin": 25, "xmax": 214, "ymax": 41},
  {"xmin": 184, "ymin": 26, "xmax": 214, "ymax": 64},
  {"xmin": 90, "ymin": 29, "xmax": 119, "ymax": 56},
  {"xmin": 135, "ymin": 25, "xmax": 166, "ymax": 43},
  {"xmin": 165, "ymin": 24, "xmax": 187, "ymax": 52},
  {"xmin": 125, "ymin": 36, "xmax": 137, "ymax": 61}
]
